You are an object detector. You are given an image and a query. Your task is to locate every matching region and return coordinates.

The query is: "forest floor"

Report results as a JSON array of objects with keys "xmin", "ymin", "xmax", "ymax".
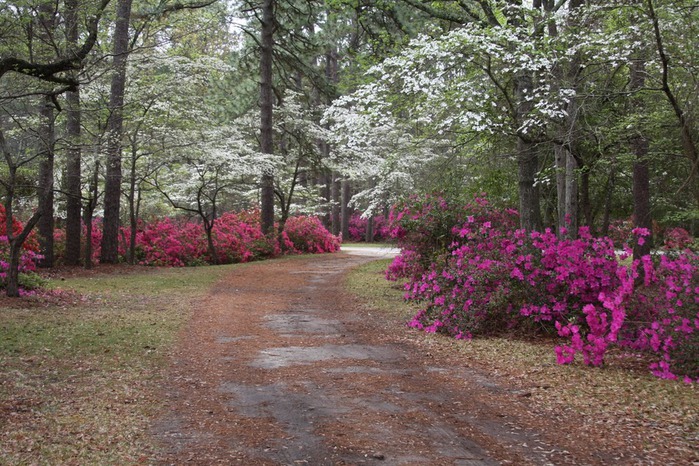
[{"xmin": 150, "ymin": 250, "xmax": 697, "ymax": 465}]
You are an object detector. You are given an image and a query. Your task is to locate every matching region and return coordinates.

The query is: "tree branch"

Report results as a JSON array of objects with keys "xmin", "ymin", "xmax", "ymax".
[{"xmin": 0, "ymin": 0, "xmax": 112, "ymax": 87}]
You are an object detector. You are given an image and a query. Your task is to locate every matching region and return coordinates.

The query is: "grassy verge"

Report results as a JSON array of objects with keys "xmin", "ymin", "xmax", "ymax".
[
  {"xmin": 0, "ymin": 264, "xmax": 238, "ymax": 465},
  {"xmin": 346, "ymin": 259, "xmax": 698, "ymax": 459}
]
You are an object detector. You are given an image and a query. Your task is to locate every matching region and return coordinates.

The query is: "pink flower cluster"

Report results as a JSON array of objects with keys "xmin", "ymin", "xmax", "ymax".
[
  {"xmin": 282, "ymin": 215, "xmax": 341, "ymax": 254},
  {"xmin": 348, "ymin": 213, "xmax": 390, "ymax": 242},
  {"xmin": 388, "ymin": 194, "xmax": 699, "ymax": 382},
  {"xmin": 663, "ymin": 227, "xmax": 694, "ymax": 250}
]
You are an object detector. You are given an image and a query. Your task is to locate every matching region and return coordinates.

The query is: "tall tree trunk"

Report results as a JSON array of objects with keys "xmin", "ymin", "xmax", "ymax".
[
  {"xmin": 37, "ymin": 1, "xmax": 56, "ymax": 268},
  {"xmin": 64, "ymin": 0, "xmax": 82, "ymax": 266},
  {"xmin": 37, "ymin": 95, "xmax": 55, "ymax": 267},
  {"xmin": 259, "ymin": 0, "xmax": 275, "ymax": 235},
  {"xmin": 630, "ymin": 58, "xmax": 652, "ymax": 260},
  {"xmin": 101, "ymin": 0, "xmax": 133, "ymax": 263}
]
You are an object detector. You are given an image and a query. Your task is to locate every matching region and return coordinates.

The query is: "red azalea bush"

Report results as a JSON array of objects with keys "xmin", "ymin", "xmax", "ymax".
[
  {"xmin": 211, "ymin": 211, "xmax": 276, "ymax": 263},
  {"xmin": 131, "ymin": 218, "xmax": 206, "ymax": 266},
  {"xmin": 282, "ymin": 215, "xmax": 341, "ymax": 254},
  {"xmin": 388, "ymin": 194, "xmax": 699, "ymax": 382},
  {"xmin": 53, "ymin": 212, "xmax": 338, "ymax": 268}
]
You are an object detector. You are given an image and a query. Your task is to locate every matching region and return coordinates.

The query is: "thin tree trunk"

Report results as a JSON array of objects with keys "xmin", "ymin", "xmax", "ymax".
[
  {"xmin": 646, "ymin": 0, "xmax": 699, "ymax": 209},
  {"xmin": 331, "ymin": 173, "xmax": 340, "ymax": 235},
  {"xmin": 580, "ymin": 165, "xmax": 593, "ymax": 231},
  {"xmin": 259, "ymin": 0, "xmax": 275, "ymax": 235},
  {"xmin": 630, "ymin": 57, "xmax": 652, "ymax": 260},
  {"xmin": 341, "ymin": 179, "xmax": 350, "ymax": 240},
  {"xmin": 101, "ymin": 0, "xmax": 133, "ymax": 263},
  {"xmin": 555, "ymin": 144, "xmax": 566, "ymax": 233}
]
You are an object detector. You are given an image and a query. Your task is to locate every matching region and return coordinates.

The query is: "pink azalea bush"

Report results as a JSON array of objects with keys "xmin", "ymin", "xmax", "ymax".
[
  {"xmin": 662, "ymin": 227, "xmax": 693, "ymax": 250},
  {"xmin": 388, "ymin": 194, "xmax": 698, "ymax": 382},
  {"xmin": 348, "ymin": 213, "xmax": 390, "ymax": 242},
  {"xmin": 282, "ymin": 215, "xmax": 341, "ymax": 254}
]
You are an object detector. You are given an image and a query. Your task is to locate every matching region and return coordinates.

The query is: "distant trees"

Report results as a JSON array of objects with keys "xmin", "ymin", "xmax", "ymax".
[
  {"xmin": 326, "ymin": 0, "xmax": 699, "ymax": 237},
  {"xmin": 1, "ymin": 0, "xmax": 698, "ymax": 296}
]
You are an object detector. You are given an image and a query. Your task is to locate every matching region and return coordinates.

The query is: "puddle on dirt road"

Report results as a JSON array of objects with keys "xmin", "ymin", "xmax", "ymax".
[{"xmin": 250, "ymin": 344, "xmax": 403, "ymax": 369}]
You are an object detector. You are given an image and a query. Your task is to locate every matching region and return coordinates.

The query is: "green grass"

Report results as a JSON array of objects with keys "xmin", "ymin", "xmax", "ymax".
[
  {"xmin": 0, "ymin": 263, "xmax": 240, "ymax": 465},
  {"xmin": 344, "ymin": 259, "xmax": 417, "ymax": 319}
]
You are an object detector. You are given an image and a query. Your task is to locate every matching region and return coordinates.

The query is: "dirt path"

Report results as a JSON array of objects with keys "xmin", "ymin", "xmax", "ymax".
[{"xmin": 151, "ymin": 252, "xmax": 639, "ymax": 465}]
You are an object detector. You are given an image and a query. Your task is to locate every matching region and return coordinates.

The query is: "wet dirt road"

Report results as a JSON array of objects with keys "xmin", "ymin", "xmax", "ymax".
[{"xmin": 152, "ymin": 252, "xmax": 592, "ymax": 465}]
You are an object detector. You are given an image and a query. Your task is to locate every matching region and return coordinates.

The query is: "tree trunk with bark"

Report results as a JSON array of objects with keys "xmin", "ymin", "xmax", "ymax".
[
  {"xmin": 259, "ymin": 0, "xmax": 275, "ymax": 235},
  {"xmin": 101, "ymin": 0, "xmax": 133, "ymax": 263},
  {"xmin": 341, "ymin": 179, "xmax": 351, "ymax": 240},
  {"xmin": 64, "ymin": 0, "xmax": 82, "ymax": 266},
  {"xmin": 630, "ymin": 58, "xmax": 652, "ymax": 260},
  {"xmin": 37, "ymin": 96, "xmax": 55, "ymax": 267},
  {"xmin": 36, "ymin": 1, "xmax": 57, "ymax": 267}
]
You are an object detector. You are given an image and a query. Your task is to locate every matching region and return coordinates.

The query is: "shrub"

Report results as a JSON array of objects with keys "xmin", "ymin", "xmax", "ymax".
[
  {"xmin": 662, "ymin": 227, "xmax": 693, "ymax": 250},
  {"xmin": 348, "ymin": 213, "xmax": 390, "ymax": 242},
  {"xmin": 283, "ymin": 215, "xmax": 340, "ymax": 254},
  {"xmin": 388, "ymin": 194, "xmax": 699, "ymax": 382},
  {"xmin": 52, "ymin": 211, "xmax": 338, "ymax": 268}
]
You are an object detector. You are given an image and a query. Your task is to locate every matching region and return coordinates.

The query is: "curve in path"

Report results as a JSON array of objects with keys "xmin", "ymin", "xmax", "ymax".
[{"xmin": 152, "ymin": 252, "xmax": 582, "ymax": 465}]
